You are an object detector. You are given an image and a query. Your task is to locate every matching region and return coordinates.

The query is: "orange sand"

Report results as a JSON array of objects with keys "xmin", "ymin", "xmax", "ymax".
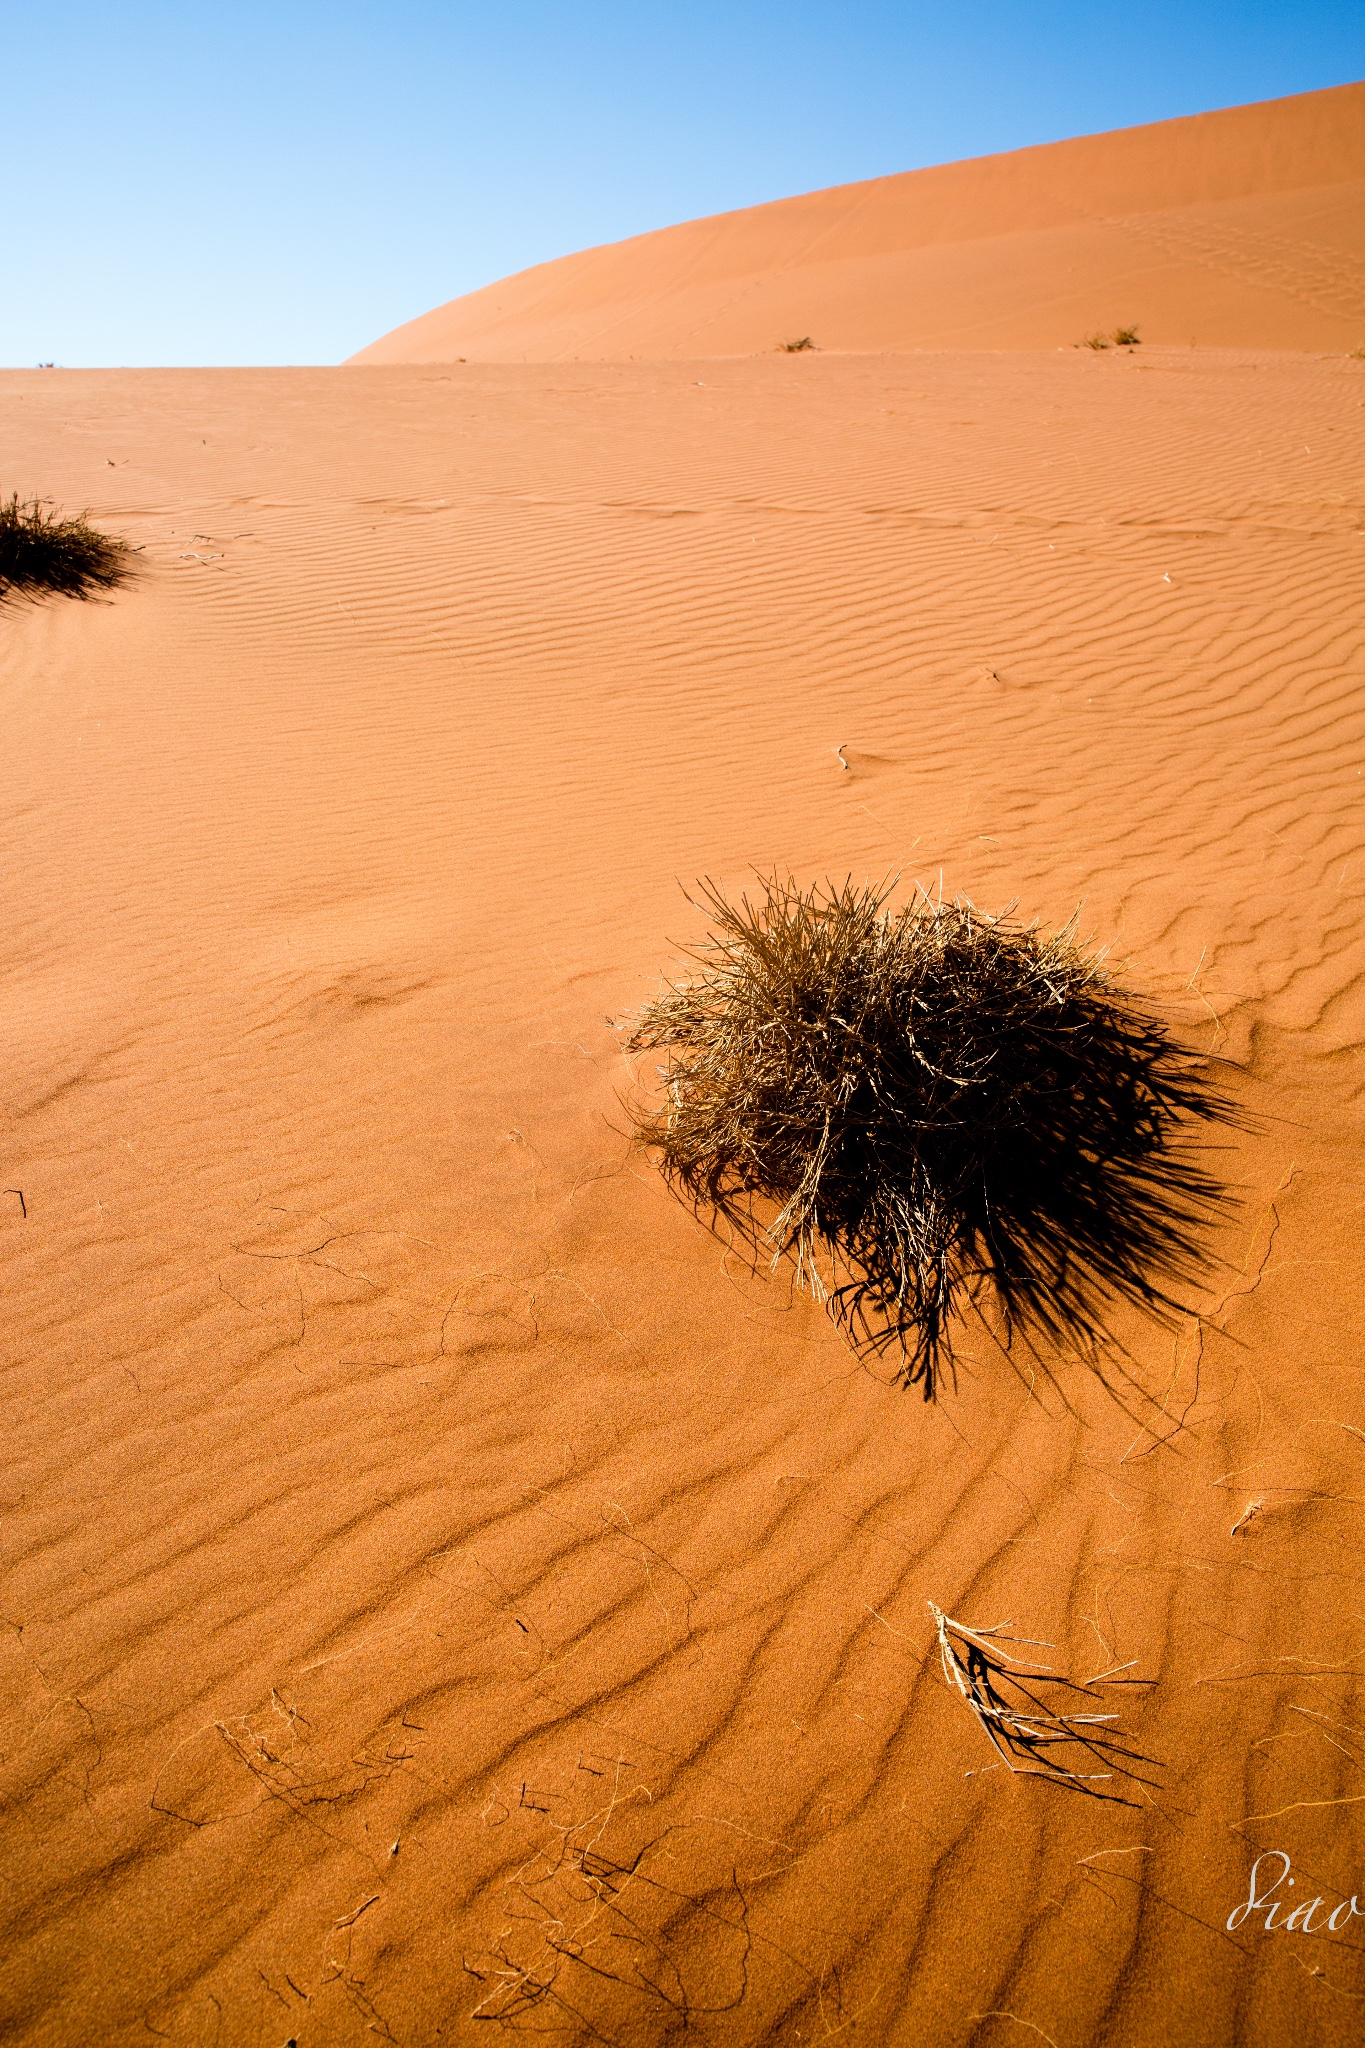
[
  {"xmin": 352, "ymin": 83, "xmax": 1365, "ymax": 363},
  {"xmin": 4, "ymin": 342, "xmax": 1365, "ymax": 2045},
  {"xmin": 5, "ymin": 85, "xmax": 1365, "ymax": 2048}
]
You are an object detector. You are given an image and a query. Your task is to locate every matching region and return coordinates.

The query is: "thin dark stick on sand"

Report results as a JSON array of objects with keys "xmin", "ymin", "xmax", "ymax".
[{"xmin": 930, "ymin": 1604, "xmax": 1160, "ymax": 1804}]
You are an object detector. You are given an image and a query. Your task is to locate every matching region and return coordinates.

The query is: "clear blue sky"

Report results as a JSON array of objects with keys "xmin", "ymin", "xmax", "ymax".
[{"xmin": 5, "ymin": 2, "xmax": 1362, "ymax": 367}]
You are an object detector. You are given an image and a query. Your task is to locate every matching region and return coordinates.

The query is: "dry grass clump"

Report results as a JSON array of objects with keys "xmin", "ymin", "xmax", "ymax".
[
  {"xmin": 779, "ymin": 336, "xmax": 817, "ymax": 352},
  {"xmin": 625, "ymin": 876, "xmax": 1235, "ymax": 1398},
  {"xmin": 0, "ymin": 494, "xmax": 129, "ymax": 601},
  {"xmin": 1081, "ymin": 326, "xmax": 1141, "ymax": 350},
  {"xmin": 930, "ymin": 1605, "xmax": 1159, "ymax": 1803}
]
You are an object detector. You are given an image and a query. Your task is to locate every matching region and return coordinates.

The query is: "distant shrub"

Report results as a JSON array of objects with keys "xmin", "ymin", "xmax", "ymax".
[
  {"xmin": 779, "ymin": 336, "xmax": 817, "ymax": 352},
  {"xmin": 627, "ymin": 876, "xmax": 1236, "ymax": 1399},
  {"xmin": 0, "ymin": 495, "xmax": 129, "ymax": 601},
  {"xmin": 1081, "ymin": 326, "xmax": 1140, "ymax": 351}
]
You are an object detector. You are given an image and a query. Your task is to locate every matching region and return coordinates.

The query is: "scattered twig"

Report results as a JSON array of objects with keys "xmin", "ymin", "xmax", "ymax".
[
  {"xmin": 930, "ymin": 1603, "xmax": 1160, "ymax": 1805},
  {"xmin": 1230, "ymin": 1498, "xmax": 1266, "ymax": 1537}
]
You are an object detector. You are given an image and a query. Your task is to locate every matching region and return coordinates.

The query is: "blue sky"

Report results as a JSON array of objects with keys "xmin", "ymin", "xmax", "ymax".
[{"xmin": 6, "ymin": 2, "xmax": 1363, "ymax": 366}]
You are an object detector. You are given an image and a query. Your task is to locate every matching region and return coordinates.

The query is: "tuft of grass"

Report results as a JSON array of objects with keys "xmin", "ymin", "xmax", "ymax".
[
  {"xmin": 0, "ymin": 494, "xmax": 129, "ymax": 602},
  {"xmin": 625, "ymin": 875, "xmax": 1237, "ymax": 1398},
  {"xmin": 930, "ymin": 1605, "xmax": 1160, "ymax": 1804},
  {"xmin": 1081, "ymin": 326, "xmax": 1140, "ymax": 351},
  {"xmin": 779, "ymin": 336, "xmax": 817, "ymax": 352}
]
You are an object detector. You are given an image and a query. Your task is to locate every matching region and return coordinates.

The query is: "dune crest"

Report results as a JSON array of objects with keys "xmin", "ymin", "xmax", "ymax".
[{"xmin": 351, "ymin": 82, "xmax": 1365, "ymax": 363}]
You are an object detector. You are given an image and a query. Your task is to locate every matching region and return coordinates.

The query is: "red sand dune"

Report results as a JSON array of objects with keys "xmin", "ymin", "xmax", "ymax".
[
  {"xmin": 5, "ymin": 80, "xmax": 1365, "ymax": 2048},
  {"xmin": 351, "ymin": 82, "xmax": 1365, "ymax": 362},
  {"xmin": 5, "ymin": 341, "xmax": 1365, "ymax": 2045}
]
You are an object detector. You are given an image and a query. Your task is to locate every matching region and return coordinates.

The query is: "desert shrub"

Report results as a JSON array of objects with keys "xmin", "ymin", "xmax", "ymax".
[
  {"xmin": 779, "ymin": 336, "xmax": 816, "ymax": 352},
  {"xmin": 626, "ymin": 876, "xmax": 1236, "ymax": 1398},
  {"xmin": 0, "ymin": 495, "xmax": 128, "ymax": 601},
  {"xmin": 1081, "ymin": 326, "xmax": 1140, "ymax": 351}
]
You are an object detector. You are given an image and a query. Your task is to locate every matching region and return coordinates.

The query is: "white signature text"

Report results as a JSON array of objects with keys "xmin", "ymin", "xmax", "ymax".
[{"xmin": 1227, "ymin": 1852, "xmax": 1362, "ymax": 1935}]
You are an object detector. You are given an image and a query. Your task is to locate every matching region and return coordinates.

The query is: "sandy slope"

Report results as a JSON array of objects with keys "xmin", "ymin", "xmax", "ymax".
[
  {"xmin": 2, "ymin": 345, "xmax": 1365, "ymax": 2046},
  {"xmin": 351, "ymin": 84, "xmax": 1365, "ymax": 363}
]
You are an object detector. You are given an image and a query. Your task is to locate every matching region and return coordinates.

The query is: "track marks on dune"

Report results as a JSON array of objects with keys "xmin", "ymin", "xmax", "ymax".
[{"xmin": 1110, "ymin": 192, "xmax": 1365, "ymax": 329}]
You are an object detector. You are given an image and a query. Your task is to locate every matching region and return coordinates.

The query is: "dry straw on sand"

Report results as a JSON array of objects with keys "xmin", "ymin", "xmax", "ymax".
[
  {"xmin": 0, "ymin": 494, "xmax": 128, "ymax": 601},
  {"xmin": 626, "ymin": 875, "xmax": 1237, "ymax": 1398},
  {"xmin": 930, "ymin": 1605, "xmax": 1159, "ymax": 1803},
  {"xmin": 1081, "ymin": 325, "xmax": 1141, "ymax": 350}
]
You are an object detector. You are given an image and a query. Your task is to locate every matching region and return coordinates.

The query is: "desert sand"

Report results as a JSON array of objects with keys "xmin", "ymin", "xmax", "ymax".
[
  {"xmin": 4, "ymin": 86, "xmax": 1365, "ymax": 2048},
  {"xmin": 351, "ymin": 83, "xmax": 1365, "ymax": 363}
]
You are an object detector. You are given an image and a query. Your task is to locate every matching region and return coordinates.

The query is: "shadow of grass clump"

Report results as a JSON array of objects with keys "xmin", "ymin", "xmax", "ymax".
[
  {"xmin": 0, "ymin": 495, "xmax": 129, "ymax": 601},
  {"xmin": 626, "ymin": 876, "xmax": 1238, "ymax": 1399}
]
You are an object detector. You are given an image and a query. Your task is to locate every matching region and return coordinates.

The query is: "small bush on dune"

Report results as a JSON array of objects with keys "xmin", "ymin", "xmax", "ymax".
[
  {"xmin": 626, "ymin": 876, "xmax": 1236, "ymax": 1399},
  {"xmin": 1081, "ymin": 326, "xmax": 1140, "ymax": 351},
  {"xmin": 779, "ymin": 336, "xmax": 817, "ymax": 352},
  {"xmin": 0, "ymin": 495, "xmax": 129, "ymax": 601}
]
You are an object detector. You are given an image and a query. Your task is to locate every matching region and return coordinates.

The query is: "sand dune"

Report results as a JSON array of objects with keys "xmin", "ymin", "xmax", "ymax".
[
  {"xmin": 351, "ymin": 84, "xmax": 1365, "ymax": 363},
  {"xmin": 3, "ymin": 341, "xmax": 1364, "ymax": 2042}
]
